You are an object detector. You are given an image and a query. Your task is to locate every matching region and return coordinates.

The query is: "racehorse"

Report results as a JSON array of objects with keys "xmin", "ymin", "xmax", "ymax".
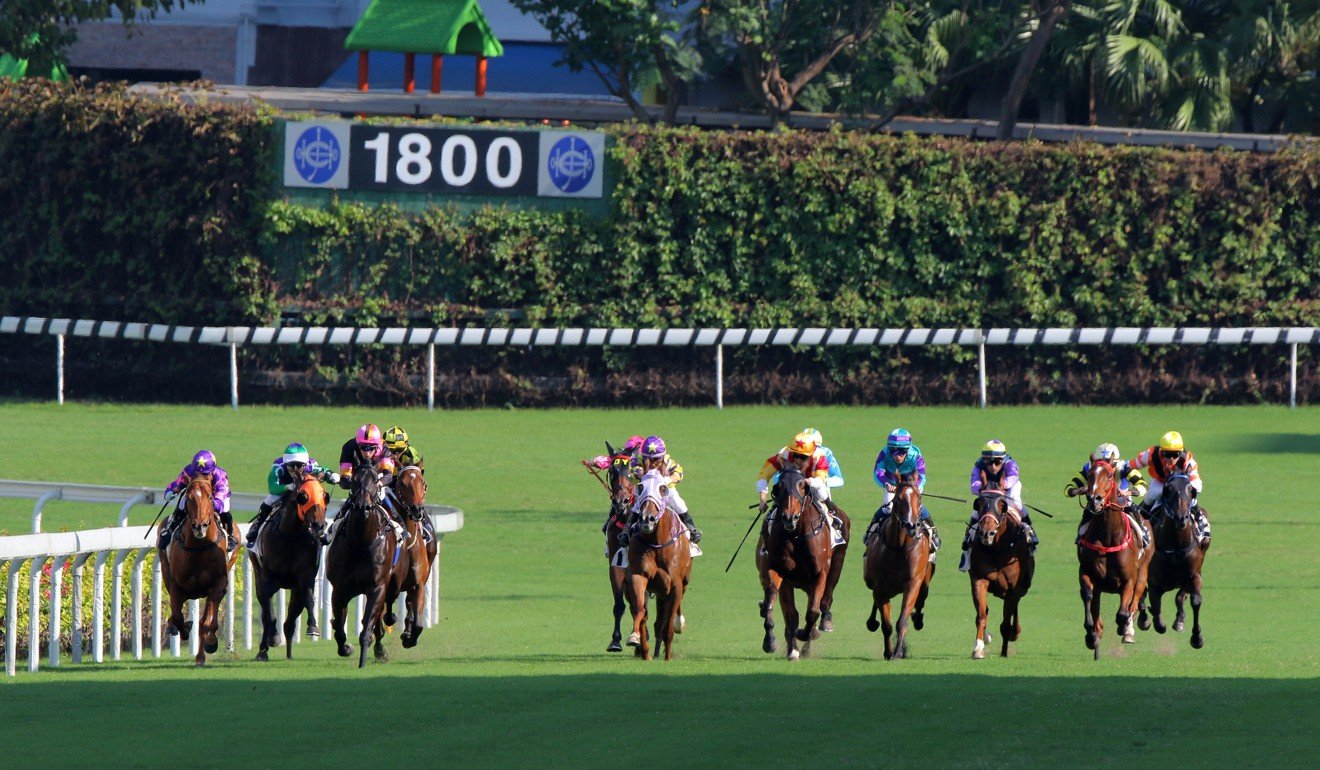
[
  {"xmin": 968, "ymin": 490, "xmax": 1034, "ymax": 658},
  {"xmin": 864, "ymin": 472, "xmax": 935, "ymax": 660},
  {"xmin": 1137, "ymin": 471, "xmax": 1207, "ymax": 648},
  {"xmin": 326, "ymin": 463, "xmax": 411, "ymax": 668},
  {"xmin": 158, "ymin": 475, "xmax": 239, "ymax": 667},
  {"xmin": 392, "ymin": 465, "xmax": 438, "ymax": 649},
  {"xmin": 624, "ymin": 469, "xmax": 692, "ymax": 660},
  {"xmin": 600, "ymin": 443, "xmax": 635, "ymax": 652},
  {"xmin": 248, "ymin": 474, "xmax": 328, "ymax": 661},
  {"xmin": 1077, "ymin": 458, "xmax": 1152, "ymax": 660},
  {"xmin": 756, "ymin": 465, "xmax": 849, "ymax": 658}
]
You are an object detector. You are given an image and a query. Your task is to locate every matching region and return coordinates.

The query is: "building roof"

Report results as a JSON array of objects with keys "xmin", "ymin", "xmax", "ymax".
[{"xmin": 345, "ymin": 0, "xmax": 504, "ymax": 56}]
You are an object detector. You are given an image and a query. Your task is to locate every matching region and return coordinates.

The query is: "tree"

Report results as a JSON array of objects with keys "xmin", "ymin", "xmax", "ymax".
[
  {"xmin": 997, "ymin": 0, "xmax": 1069, "ymax": 139},
  {"xmin": 0, "ymin": 0, "xmax": 204, "ymax": 79},
  {"xmin": 507, "ymin": 0, "xmax": 703, "ymax": 124},
  {"xmin": 699, "ymin": 0, "xmax": 890, "ymax": 123}
]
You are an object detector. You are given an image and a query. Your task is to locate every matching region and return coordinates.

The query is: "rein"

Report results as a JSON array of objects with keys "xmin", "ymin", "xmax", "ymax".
[{"xmin": 1079, "ymin": 506, "xmax": 1133, "ymax": 554}]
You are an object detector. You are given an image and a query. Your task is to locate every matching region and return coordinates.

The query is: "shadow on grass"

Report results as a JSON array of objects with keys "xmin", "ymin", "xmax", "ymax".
[
  {"xmin": 1234, "ymin": 433, "xmax": 1320, "ymax": 454},
  {"xmin": 1, "ymin": 672, "xmax": 1310, "ymax": 766}
]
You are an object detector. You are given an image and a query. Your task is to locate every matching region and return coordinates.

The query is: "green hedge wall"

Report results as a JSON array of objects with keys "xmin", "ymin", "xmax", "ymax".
[{"xmin": 1, "ymin": 82, "xmax": 1316, "ymax": 404}]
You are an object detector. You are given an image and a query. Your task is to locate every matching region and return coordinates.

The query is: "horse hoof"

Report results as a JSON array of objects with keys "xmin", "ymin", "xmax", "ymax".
[
  {"xmin": 1122, "ymin": 633, "xmax": 1135, "ymax": 644},
  {"xmin": 606, "ymin": 640, "xmax": 622, "ymax": 653},
  {"xmin": 787, "ymin": 649, "xmax": 800, "ymax": 661},
  {"xmin": 1154, "ymin": 622, "xmax": 1167, "ymax": 634},
  {"xmin": 166, "ymin": 626, "xmax": 179, "ymax": 638},
  {"xmin": 338, "ymin": 644, "xmax": 353, "ymax": 657},
  {"xmin": 401, "ymin": 634, "xmax": 417, "ymax": 649},
  {"xmin": 1137, "ymin": 614, "xmax": 1151, "ymax": 631},
  {"xmin": 763, "ymin": 636, "xmax": 777, "ymax": 654},
  {"xmin": 1085, "ymin": 634, "xmax": 1097, "ymax": 650},
  {"xmin": 1173, "ymin": 620, "xmax": 1185, "ymax": 633},
  {"xmin": 794, "ymin": 629, "xmax": 810, "ymax": 642},
  {"xmin": 307, "ymin": 625, "xmax": 321, "ymax": 639},
  {"xmin": 677, "ymin": 615, "xmax": 686, "ymax": 634},
  {"xmin": 384, "ymin": 612, "xmax": 397, "ymax": 626},
  {"xmin": 626, "ymin": 632, "xmax": 641, "ymax": 647},
  {"xmin": 255, "ymin": 649, "xmax": 268, "ymax": 661},
  {"xmin": 1191, "ymin": 634, "xmax": 1204, "ymax": 649},
  {"xmin": 912, "ymin": 613, "xmax": 924, "ymax": 631},
  {"xmin": 972, "ymin": 648, "xmax": 985, "ymax": 660},
  {"xmin": 194, "ymin": 660, "xmax": 206, "ymax": 668},
  {"xmin": 865, "ymin": 618, "xmax": 879, "ymax": 633},
  {"xmin": 820, "ymin": 617, "xmax": 834, "ymax": 633},
  {"xmin": 204, "ymin": 639, "xmax": 218, "ymax": 654}
]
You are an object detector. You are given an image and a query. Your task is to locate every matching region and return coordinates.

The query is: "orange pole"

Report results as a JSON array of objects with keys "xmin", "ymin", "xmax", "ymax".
[
  {"xmin": 430, "ymin": 54, "xmax": 443, "ymax": 93},
  {"xmin": 475, "ymin": 55, "xmax": 487, "ymax": 97},
  {"xmin": 357, "ymin": 51, "xmax": 369, "ymax": 91},
  {"xmin": 403, "ymin": 52, "xmax": 416, "ymax": 93}
]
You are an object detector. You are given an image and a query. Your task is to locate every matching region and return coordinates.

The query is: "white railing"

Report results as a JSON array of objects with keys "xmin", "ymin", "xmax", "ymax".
[
  {"xmin": 0, "ymin": 483, "xmax": 464, "ymax": 676},
  {"xmin": 4, "ymin": 316, "xmax": 1315, "ymax": 409}
]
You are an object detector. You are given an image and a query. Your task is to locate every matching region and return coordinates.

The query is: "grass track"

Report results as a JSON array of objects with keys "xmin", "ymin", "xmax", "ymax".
[{"xmin": 1, "ymin": 402, "xmax": 1317, "ymax": 767}]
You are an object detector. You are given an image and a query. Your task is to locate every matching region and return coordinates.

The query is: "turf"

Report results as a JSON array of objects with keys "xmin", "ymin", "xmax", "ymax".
[{"xmin": 1, "ymin": 401, "xmax": 1317, "ymax": 767}]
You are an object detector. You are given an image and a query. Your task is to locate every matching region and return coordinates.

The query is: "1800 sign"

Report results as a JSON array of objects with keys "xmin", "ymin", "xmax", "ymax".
[{"xmin": 347, "ymin": 126, "xmax": 539, "ymax": 196}]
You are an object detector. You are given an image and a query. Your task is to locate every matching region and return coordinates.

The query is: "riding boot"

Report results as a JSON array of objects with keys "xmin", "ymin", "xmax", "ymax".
[
  {"xmin": 864, "ymin": 505, "xmax": 889, "ymax": 546},
  {"xmin": 247, "ymin": 503, "xmax": 272, "ymax": 548},
  {"xmin": 1075, "ymin": 511, "xmax": 1092, "ymax": 544},
  {"xmin": 220, "ymin": 511, "xmax": 238, "ymax": 552},
  {"xmin": 678, "ymin": 511, "xmax": 702, "ymax": 544},
  {"xmin": 159, "ymin": 511, "xmax": 182, "ymax": 550},
  {"xmin": 1022, "ymin": 513, "xmax": 1039, "ymax": 551},
  {"xmin": 1194, "ymin": 504, "xmax": 1211, "ymax": 547},
  {"xmin": 958, "ymin": 520, "xmax": 975, "ymax": 571}
]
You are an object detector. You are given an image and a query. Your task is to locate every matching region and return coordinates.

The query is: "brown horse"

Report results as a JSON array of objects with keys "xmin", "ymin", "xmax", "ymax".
[
  {"xmin": 760, "ymin": 464, "xmax": 850, "ymax": 657},
  {"xmin": 1077, "ymin": 459, "xmax": 1152, "ymax": 660},
  {"xmin": 249, "ymin": 474, "xmax": 329, "ymax": 661},
  {"xmin": 600, "ymin": 444, "xmax": 635, "ymax": 652},
  {"xmin": 326, "ymin": 464, "xmax": 411, "ymax": 668},
  {"xmin": 391, "ymin": 465, "xmax": 438, "ymax": 649},
  {"xmin": 1137, "ymin": 471, "xmax": 1208, "ymax": 648},
  {"xmin": 757, "ymin": 466, "xmax": 849, "ymax": 658},
  {"xmin": 625, "ymin": 469, "xmax": 692, "ymax": 660},
  {"xmin": 158, "ymin": 475, "xmax": 239, "ymax": 666},
  {"xmin": 968, "ymin": 491, "xmax": 1034, "ymax": 658},
  {"xmin": 864, "ymin": 473, "xmax": 935, "ymax": 660}
]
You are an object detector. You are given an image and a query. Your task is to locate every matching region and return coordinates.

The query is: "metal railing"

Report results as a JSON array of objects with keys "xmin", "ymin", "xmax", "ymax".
[{"xmin": 0, "ymin": 479, "xmax": 464, "ymax": 676}]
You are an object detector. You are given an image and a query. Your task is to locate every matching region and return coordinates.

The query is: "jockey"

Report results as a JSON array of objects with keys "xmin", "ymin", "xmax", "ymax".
[
  {"xmin": 623, "ymin": 435, "xmax": 701, "ymax": 545},
  {"xmin": 329, "ymin": 424, "xmax": 403, "ymax": 539},
  {"xmin": 957, "ymin": 440, "xmax": 1037, "ymax": 572},
  {"xmin": 864, "ymin": 428, "xmax": 941, "ymax": 557},
  {"xmin": 1065, "ymin": 443, "xmax": 1149, "ymax": 547},
  {"xmin": 756, "ymin": 431, "xmax": 843, "ymax": 545},
  {"xmin": 162, "ymin": 450, "xmax": 236, "ymax": 552},
  {"xmin": 246, "ymin": 442, "xmax": 339, "ymax": 548},
  {"xmin": 586, "ymin": 435, "xmax": 644, "ymax": 533},
  {"xmin": 1129, "ymin": 431, "xmax": 1209, "ymax": 547},
  {"xmin": 801, "ymin": 427, "xmax": 844, "ymax": 488},
  {"xmin": 384, "ymin": 425, "xmax": 424, "ymax": 473}
]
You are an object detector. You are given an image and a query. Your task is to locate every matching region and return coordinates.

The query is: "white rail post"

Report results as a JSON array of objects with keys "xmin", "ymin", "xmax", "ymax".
[
  {"xmin": 6, "ymin": 559, "xmax": 22, "ymax": 676},
  {"xmin": 243, "ymin": 556, "xmax": 253, "ymax": 650},
  {"xmin": 715, "ymin": 344, "xmax": 724, "ymax": 410},
  {"xmin": 188, "ymin": 599, "xmax": 199, "ymax": 657},
  {"xmin": 225, "ymin": 563, "xmax": 236, "ymax": 652},
  {"xmin": 130, "ymin": 551, "xmax": 145, "ymax": 660},
  {"xmin": 153, "ymin": 558, "xmax": 166, "ymax": 658},
  {"xmin": 32, "ymin": 488, "xmax": 61, "ymax": 533},
  {"xmin": 978, "ymin": 338, "xmax": 988, "ymax": 409},
  {"xmin": 229, "ymin": 341, "xmax": 239, "ymax": 411},
  {"xmin": 112, "ymin": 550, "xmax": 130, "ymax": 661},
  {"xmin": 56, "ymin": 333, "xmax": 65, "ymax": 405},
  {"xmin": 117, "ymin": 493, "xmax": 150, "ymax": 527},
  {"xmin": 93, "ymin": 551, "xmax": 109, "ymax": 663},
  {"xmin": 71, "ymin": 553, "xmax": 92, "ymax": 664},
  {"xmin": 28, "ymin": 555, "xmax": 46, "ymax": 672},
  {"xmin": 48, "ymin": 557, "xmax": 64, "ymax": 667},
  {"xmin": 277, "ymin": 589, "xmax": 287, "ymax": 644},
  {"xmin": 1290, "ymin": 343, "xmax": 1298, "ymax": 410},
  {"xmin": 427, "ymin": 343, "xmax": 436, "ymax": 411}
]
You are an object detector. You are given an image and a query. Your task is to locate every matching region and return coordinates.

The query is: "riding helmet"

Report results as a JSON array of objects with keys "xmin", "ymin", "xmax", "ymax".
[
  {"xmin": 384, "ymin": 425, "xmax": 409, "ymax": 451},
  {"xmin": 283, "ymin": 442, "xmax": 310, "ymax": 465},
  {"xmin": 789, "ymin": 432, "xmax": 817, "ymax": 457},
  {"xmin": 981, "ymin": 439, "xmax": 1007, "ymax": 458},
  {"xmin": 887, "ymin": 429, "xmax": 913, "ymax": 449},
  {"xmin": 1159, "ymin": 431, "xmax": 1185, "ymax": 452},
  {"xmin": 641, "ymin": 436, "xmax": 667, "ymax": 458},
  {"xmin": 191, "ymin": 449, "xmax": 216, "ymax": 471}
]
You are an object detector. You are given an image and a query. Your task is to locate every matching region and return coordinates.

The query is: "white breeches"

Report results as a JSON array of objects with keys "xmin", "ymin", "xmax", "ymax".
[{"xmin": 262, "ymin": 493, "xmax": 283, "ymax": 507}]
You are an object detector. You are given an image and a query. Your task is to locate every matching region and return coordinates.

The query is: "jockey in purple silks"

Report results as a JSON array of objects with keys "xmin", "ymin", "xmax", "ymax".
[
  {"xmin": 957, "ymin": 440, "xmax": 1038, "ymax": 572},
  {"xmin": 163, "ymin": 449, "xmax": 236, "ymax": 552}
]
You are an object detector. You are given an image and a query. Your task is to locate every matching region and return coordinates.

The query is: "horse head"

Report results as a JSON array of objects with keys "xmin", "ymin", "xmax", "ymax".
[
  {"xmin": 976, "ymin": 492, "xmax": 1018, "ymax": 548},
  {"xmin": 606, "ymin": 449, "xmax": 635, "ymax": 520},
  {"xmin": 635, "ymin": 469, "xmax": 670, "ymax": 537},
  {"xmin": 773, "ymin": 465, "xmax": 811, "ymax": 534},
  {"xmin": 1160, "ymin": 473, "xmax": 1197, "ymax": 531},
  {"xmin": 396, "ymin": 466, "xmax": 427, "ymax": 521},
  {"xmin": 1086, "ymin": 459, "xmax": 1119, "ymax": 511},
  {"xmin": 350, "ymin": 463, "xmax": 381, "ymax": 516},
  {"xmin": 889, "ymin": 473, "xmax": 922, "ymax": 539},
  {"xmin": 184, "ymin": 475, "xmax": 217, "ymax": 541},
  {"xmin": 293, "ymin": 475, "xmax": 329, "ymax": 541}
]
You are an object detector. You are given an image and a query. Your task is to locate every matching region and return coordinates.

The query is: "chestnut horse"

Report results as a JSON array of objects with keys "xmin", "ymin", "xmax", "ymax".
[
  {"xmin": 1077, "ymin": 459, "xmax": 1152, "ymax": 660},
  {"xmin": 1137, "ymin": 472, "xmax": 1208, "ymax": 648},
  {"xmin": 392, "ymin": 465, "xmax": 438, "ymax": 649},
  {"xmin": 864, "ymin": 473, "xmax": 935, "ymax": 660},
  {"xmin": 968, "ymin": 491, "xmax": 1034, "ymax": 659},
  {"xmin": 158, "ymin": 475, "xmax": 239, "ymax": 666},
  {"xmin": 601, "ymin": 445, "xmax": 635, "ymax": 652},
  {"xmin": 625, "ymin": 469, "xmax": 692, "ymax": 660},
  {"xmin": 757, "ymin": 466, "xmax": 849, "ymax": 658},
  {"xmin": 249, "ymin": 474, "xmax": 329, "ymax": 661},
  {"xmin": 326, "ymin": 464, "xmax": 411, "ymax": 668}
]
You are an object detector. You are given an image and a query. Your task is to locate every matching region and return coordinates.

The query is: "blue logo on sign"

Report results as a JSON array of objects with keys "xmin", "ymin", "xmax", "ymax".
[
  {"xmin": 293, "ymin": 126, "xmax": 341, "ymax": 184},
  {"xmin": 547, "ymin": 135, "xmax": 595, "ymax": 193}
]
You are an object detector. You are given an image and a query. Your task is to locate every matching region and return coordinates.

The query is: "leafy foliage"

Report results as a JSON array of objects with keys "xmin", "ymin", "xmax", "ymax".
[{"xmin": 0, "ymin": 0, "xmax": 205, "ymax": 77}]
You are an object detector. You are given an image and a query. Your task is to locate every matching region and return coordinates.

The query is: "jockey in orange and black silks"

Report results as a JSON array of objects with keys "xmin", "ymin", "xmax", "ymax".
[
  {"xmin": 327, "ymin": 423, "xmax": 404, "ymax": 541},
  {"xmin": 1128, "ymin": 430, "xmax": 1209, "ymax": 546},
  {"xmin": 620, "ymin": 435, "xmax": 702, "ymax": 545}
]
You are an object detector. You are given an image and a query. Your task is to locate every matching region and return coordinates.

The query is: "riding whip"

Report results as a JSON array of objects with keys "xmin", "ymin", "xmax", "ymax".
[
  {"xmin": 1022, "ymin": 502, "xmax": 1056, "ymax": 519},
  {"xmin": 724, "ymin": 504, "xmax": 766, "ymax": 573},
  {"xmin": 142, "ymin": 495, "xmax": 174, "ymax": 540},
  {"xmin": 923, "ymin": 493, "xmax": 968, "ymax": 504}
]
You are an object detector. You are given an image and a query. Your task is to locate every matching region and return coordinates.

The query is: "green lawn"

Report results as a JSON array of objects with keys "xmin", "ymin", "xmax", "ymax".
[{"xmin": 1, "ymin": 402, "xmax": 1317, "ymax": 767}]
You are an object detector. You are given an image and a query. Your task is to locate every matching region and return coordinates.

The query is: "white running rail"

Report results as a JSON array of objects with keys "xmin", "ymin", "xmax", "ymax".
[{"xmin": 0, "ymin": 481, "xmax": 463, "ymax": 676}]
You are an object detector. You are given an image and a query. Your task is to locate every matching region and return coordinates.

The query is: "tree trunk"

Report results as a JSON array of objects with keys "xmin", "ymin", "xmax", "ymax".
[{"xmin": 997, "ymin": 0, "xmax": 1070, "ymax": 141}]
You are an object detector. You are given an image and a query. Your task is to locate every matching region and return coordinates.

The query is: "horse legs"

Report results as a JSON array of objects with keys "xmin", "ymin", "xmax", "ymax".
[
  {"xmin": 879, "ymin": 599, "xmax": 895, "ymax": 660},
  {"xmin": 913, "ymin": 563, "xmax": 933, "ymax": 631},
  {"xmin": 661, "ymin": 583, "xmax": 684, "ymax": 661},
  {"xmin": 284, "ymin": 585, "xmax": 307, "ymax": 660},
  {"xmin": 400, "ymin": 585, "xmax": 425, "ymax": 649},
  {"xmin": 363, "ymin": 585, "xmax": 391, "ymax": 665},
  {"xmin": 820, "ymin": 543, "xmax": 847, "ymax": 633},
  {"xmin": 1080, "ymin": 575, "xmax": 1099, "ymax": 658},
  {"xmin": 1173, "ymin": 589, "xmax": 1188, "ymax": 633},
  {"xmin": 795, "ymin": 575, "xmax": 826, "ymax": 644},
  {"xmin": 254, "ymin": 578, "xmax": 278, "ymax": 662},
  {"xmin": 330, "ymin": 586, "xmax": 354, "ymax": 658},
  {"xmin": 971, "ymin": 579, "xmax": 990, "ymax": 659},
  {"xmin": 1000, "ymin": 592, "xmax": 1022, "ymax": 658},
  {"xmin": 1117, "ymin": 581, "xmax": 1136, "ymax": 644},
  {"xmin": 892, "ymin": 581, "xmax": 921, "ymax": 660},
  {"xmin": 626, "ymin": 573, "xmax": 649, "ymax": 656},
  {"xmin": 1187, "ymin": 574, "xmax": 1204, "ymax": 648},
  {"xmin": 196, "ymin": 589, "xmax": 223, "ymax": 667},
  {"xmin": 778, "ymin": 582, "xmax": 801, "ymax": 661},
  {"xmin": 302, "ymin": 582, "xmax": 320, "ymax": 640},
  {"xmin": 608, "ymin": 564, "xmax": 626, "ymax": 653},
  {"xmin": 1150, "ymin": 588, "xmax": 1168, "ymax": 633},
  {"xmin": 168, "ymin": 585, "xmax": 189, "ymax": 642},
  {"xmin": 760, "ymin": 571, "xmax": 780, "ymax": 654}
]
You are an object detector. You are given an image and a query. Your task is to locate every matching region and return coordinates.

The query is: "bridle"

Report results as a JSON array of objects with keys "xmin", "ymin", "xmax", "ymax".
[{"xmin": 395, "ymin": 466, "xmax": 427, "ymax": 521}]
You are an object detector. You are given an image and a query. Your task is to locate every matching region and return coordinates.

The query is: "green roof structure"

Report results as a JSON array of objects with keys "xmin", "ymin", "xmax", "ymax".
[{"xmin": 345, "ymin": 0, "xmax": 503, "ymax": 57}]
